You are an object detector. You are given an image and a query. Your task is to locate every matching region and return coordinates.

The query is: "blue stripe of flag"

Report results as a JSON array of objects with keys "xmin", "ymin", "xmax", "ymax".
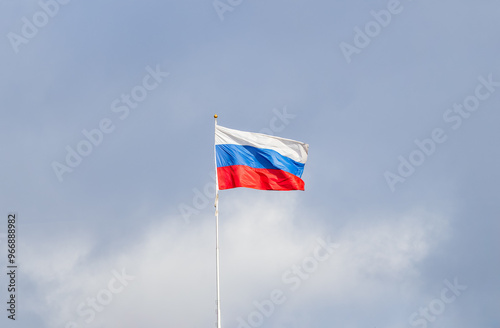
[{"xmin": 216, "ymin": 144, "xmax": 305, "ymax": 178}]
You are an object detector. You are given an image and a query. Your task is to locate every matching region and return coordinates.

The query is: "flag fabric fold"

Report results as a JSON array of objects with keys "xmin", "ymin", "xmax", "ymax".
[{"xmin": 215, "ymin": 125, "xmax": 309, "ymax": 191}]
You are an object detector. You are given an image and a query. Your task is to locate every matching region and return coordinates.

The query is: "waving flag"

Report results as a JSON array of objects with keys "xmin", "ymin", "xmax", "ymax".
[{"xmin": 215, "ymin": 125, "xmax": 309, "ymax": 191}]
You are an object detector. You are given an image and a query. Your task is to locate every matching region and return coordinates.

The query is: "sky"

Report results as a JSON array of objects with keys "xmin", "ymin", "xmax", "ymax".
[{"xmin": 1, "ymin": 0, "xmax": 499, "ymax": 327}]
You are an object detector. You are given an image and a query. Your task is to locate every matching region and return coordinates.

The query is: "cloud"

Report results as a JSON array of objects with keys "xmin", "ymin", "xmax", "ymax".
[{"xmin": 22, "ymin": 194, "xmax": 451, "ymax": 327}]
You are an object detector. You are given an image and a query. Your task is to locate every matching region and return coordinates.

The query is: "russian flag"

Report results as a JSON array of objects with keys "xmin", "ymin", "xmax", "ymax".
[{"xmin": 215, "ymin": 125, "xmax": 309, "ymax": 191}]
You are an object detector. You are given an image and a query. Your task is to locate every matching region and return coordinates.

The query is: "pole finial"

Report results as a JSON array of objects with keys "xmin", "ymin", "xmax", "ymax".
[{"xmin": 214, "ymin": 114, "xmax": 218, "ymax": 118}]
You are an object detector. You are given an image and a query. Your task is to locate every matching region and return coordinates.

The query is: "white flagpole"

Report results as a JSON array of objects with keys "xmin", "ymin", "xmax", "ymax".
[{"xmin": 214, "ymin": 114, "xmax": 221, "ymax": 328}]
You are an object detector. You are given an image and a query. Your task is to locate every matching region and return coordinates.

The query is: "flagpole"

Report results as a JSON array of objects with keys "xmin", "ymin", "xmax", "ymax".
[{"xmin": 214, "ymin": 114, "xmax": 221, "ymax": 328}]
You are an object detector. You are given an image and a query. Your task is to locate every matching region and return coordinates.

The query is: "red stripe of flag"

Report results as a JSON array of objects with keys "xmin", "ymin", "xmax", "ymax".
[{"xmin": 217, "ymin": 165, "xmax": 305, "ymax": 191}]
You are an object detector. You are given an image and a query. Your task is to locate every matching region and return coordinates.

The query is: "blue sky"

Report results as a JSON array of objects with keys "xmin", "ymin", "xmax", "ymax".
[{"xmin": 1, "ymin": 0, "xmax": 499, "ymax": 327}]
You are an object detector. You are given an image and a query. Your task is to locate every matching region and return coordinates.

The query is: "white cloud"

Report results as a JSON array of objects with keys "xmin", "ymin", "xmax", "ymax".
[{"xmin": 22, "ymin": 196, "xmax": 451, "ymax": 327}]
